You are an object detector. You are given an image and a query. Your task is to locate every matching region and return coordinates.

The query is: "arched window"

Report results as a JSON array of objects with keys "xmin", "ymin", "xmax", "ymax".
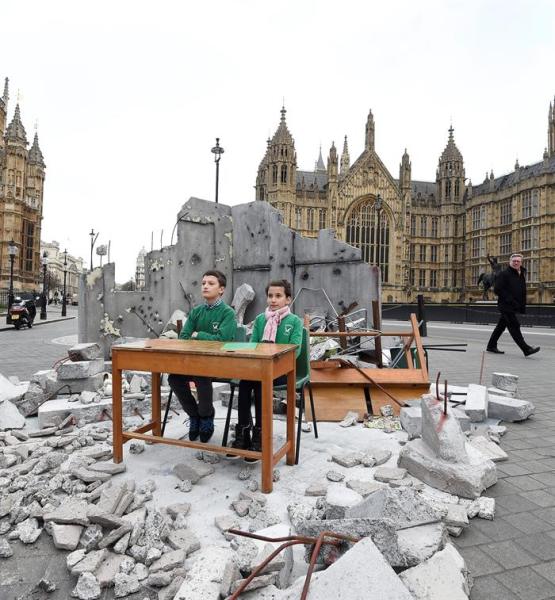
[
  {"xmin": 454, "ymin": 180, "xmax": 460, "ymax": 198},
  {"xmin": 346, "ymin": 199, "xmax": 390, "ymax": 282},
  {"xmin": 307, "ymin": 208, "xmax": 315, "ymax": 230},
  {"xmin": 280, "ymin": 165, "xmax": 288, "ymax": 184},
  {"xmin": 272, "ymin": 165, "xmax": 278, "ymax": 184},
  {"xmin": 445, "ymin": 180, "xmax": 452, "ymax": 198}
]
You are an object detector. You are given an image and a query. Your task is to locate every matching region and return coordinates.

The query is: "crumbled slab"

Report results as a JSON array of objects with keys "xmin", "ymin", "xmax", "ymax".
[
  {"xmin": 331, "ymin": 451, "xmax": 362, "ymax": 468},
  {"xmin": 71, "ymin": 549, "xmax": 108, "ymax": 575},
  {"xmin": 305, "ymin": 481, "xmax": 328, "ymax": 496},
  {"xmin": 468, "ymin": 497, "xmax": 495, "ymax": 520},
  {"xmin": 326, "ymin": 470, "xmax": 345, "ymax": 482},
  {"xmin": 488, "ymin": 393, "xmax": 535, "ymax": 422},
  {"xmin": 325, "ymin": 483, "xmax": 364, "ymax": 519},
  {"xmin": 445, "ymin": 504, "xmax": 470, "ymax": 528},
  {"xmin": 150, "ymin": 548, "xmax": 186, "ymax": 572},
  {"xmin": 465, "ymin": 384, "xmax": 489, "ymax": 422},
  {"xmin": 396, "ymin": 522, "xmax": 448, "ymax": 567},
  {"xmin": 488, "ymin": 386, "xmax": 515, "ymax": 398},
  {"xmin": 399, "ymin": 543, "xmax": 471, "ymax": 600},
  {"xmin": 96, "ymin": 552, "xmax": 127, "ymax": 588},
  {"xmin": 346, "ymin": 480, "xmax": 385, "ymax": 497},
  {"xmin": 167, "ymin": 529, "xmax": 201, "ymax": 555},
  {"xmin": 374, "ymin": 467, "xmax": 406, "ymax": 483},
  {"xmin": 0, "ymin": 538, "xmax": 13, "ymax": 558},
  {"xmin": 51, "ymin": 523, "xmax": 84, "ymax": 550},
  {"xmin": 345, "ymin": 487, "xmax": 443, "ymax": 529},
  {"xmin": 398, "ymin": 438, "xmax": 497, "ymax": 499},
  {"xmin": 0, "ymin": 398, "xmax": 26, "ymax": 430},
  {"xmin": 248, "ymin": 524, "xmax": 293, "ymax": 588},
  {"xmin": 166, "ymin": 502, "xmax": 191, "ymax": 519},
  {"xmin": 72, "ymin": 467, "xmax": 112, "ymax": 483},
  {"xmin": 230, "ymin": 573, "xmax": 278, "ymax": 594},
  {"xmin": 470, "ymin": 435, "xmax": 508, "ymax": 462},
  {"xmin": 365, "ymin": 448, "xmax": 393, "ymax": 466},
  {"xmin": 421, "ymin": 395, "xmax": 467, "ymax": 462},
  {"xmin": 58, "ymin": 358, "xmax": 105, "ymax": 380},
  {"xmin": 69, "ymin": 343, "xmax": 102, "ymax": 362},
  {"xmin": 114, "ymin": 572, "xmax": 140, "ymax": 597},
  {"xmin": 173, "ymin": 462, "xmax": 215, "ymax": 484},
  {"xmin": 281, "ymin": 536, "xmax": 414, "ymax": 600},
  {"xmin": 72, "ymin": 572, "xmax": 101, "ymax": 600},
  {"xmin": 44, "ymin": 498, "xmax": 91, "ymax": 526},
  {"xmin": 491, "ymin": 372, "xmax": 518, "ymax": 393}
]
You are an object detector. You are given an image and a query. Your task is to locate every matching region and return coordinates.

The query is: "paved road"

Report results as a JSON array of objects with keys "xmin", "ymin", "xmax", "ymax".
[
  {"xmin": 0, "ymin": 312, "xmax": 77, "ymax": 381},
  {"xmin": 2, "ymin": 317, "xmax": 555, "ymax": 599}
]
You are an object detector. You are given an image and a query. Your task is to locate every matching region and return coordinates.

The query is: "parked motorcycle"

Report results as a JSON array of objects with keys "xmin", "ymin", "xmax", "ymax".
[{"xmin": 9, "ymin": 298, "xmax": 37, "ymax": 330}]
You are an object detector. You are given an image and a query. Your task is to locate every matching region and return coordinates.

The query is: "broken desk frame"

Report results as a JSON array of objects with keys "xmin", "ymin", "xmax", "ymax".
[{"xmin": 307, "ymin": 313, "xmax": 430, "ymax": 420}]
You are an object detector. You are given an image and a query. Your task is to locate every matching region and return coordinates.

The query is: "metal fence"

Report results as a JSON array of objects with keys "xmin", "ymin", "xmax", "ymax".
[{"xmin": 382, "ymin": 302, "xmax": 555, "ymax": 328}]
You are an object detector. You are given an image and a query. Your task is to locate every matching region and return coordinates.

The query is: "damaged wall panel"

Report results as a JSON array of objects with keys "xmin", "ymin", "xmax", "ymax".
[{"xmin": 78, "ymin": 198, "xmax": 380, "ymax": 356}]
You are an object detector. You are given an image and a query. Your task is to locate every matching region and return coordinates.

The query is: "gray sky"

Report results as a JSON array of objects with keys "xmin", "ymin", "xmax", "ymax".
[{"xmin": 2, "ymin": 0, "xmax": 554, "ymax": 281}]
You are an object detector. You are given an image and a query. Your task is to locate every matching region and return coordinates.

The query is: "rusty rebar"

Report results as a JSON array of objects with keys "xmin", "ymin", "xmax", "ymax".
[
  {"xmin": 133, "ymin": 407, "xmax": 145, "ymax": 420},
  {"xmin": 444, "ymin": 379, "xmax": 448, "ymax": 416},
  {"xmin": 435, "ymin": 371, "xmax": 441, "ymax": 403},
  {"xmin": 226, "ymin": 529, "xmax": 359, "ymax": 599}
]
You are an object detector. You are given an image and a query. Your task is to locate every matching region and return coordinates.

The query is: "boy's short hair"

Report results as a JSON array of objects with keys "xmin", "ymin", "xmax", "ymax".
[
  {"xmin": 266, "ymin": 279, "xmax": 293, "ymax": 298},
  {"xmin": 202, "ymin": 270, "xmax": 227, "ymax": 288}
]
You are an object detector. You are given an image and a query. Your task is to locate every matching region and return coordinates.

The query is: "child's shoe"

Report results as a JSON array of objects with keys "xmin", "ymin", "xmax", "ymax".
[
  {"xmin": 188, "ymin": 417, "xmax": 200, "ymax": 441},
  {"xmin": 199, "ymin": 417, "xmax": 215, "ymax": 443}
]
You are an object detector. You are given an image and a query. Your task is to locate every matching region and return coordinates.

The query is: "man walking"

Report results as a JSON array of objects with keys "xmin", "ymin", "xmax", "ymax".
[{"xmin": 486, "ymin": 253, "xmax": 540, "ymax": 357}]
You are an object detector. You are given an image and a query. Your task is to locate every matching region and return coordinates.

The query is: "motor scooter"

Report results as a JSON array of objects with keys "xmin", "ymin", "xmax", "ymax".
[{"xmin": 9, "ymin": 298, "xmax": 36, "ymax": 330}]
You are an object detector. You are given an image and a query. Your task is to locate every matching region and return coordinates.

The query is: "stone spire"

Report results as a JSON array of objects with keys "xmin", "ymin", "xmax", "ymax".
[
  {"xmin": 0, "ymin": 77, "xmax": 8, "ymax": 109},
  {"xmin": 365, "ymin": 109, "xmax": 375, "ymax": 151},
  {"xmin": 437, "ymin": 125, "xmax": 465, "ymax": 203},
  {"xmin": 340, "ymin": 135, "xmax": 350, "ymax": 176},
  {"xmin": 28, "ymin": 132, "xmax": 45, "ymax": 167},
  {"xmin": 549, "ymin": 95, "xmax": 555, "ymax": 157},
  {"xmin": 6, "ymin": 103, "xmax": 28, "ymax": 145},
  {"xmin": 399, "ymin": 148, "xmax": 411, "ymax": 190},
  {"xmin": 327, "ymin": 141, "xmax": 338, "ymax": 181},
  {"xmin": 315, "ymin": 145, "xmax": 326, "ymax": 172}
]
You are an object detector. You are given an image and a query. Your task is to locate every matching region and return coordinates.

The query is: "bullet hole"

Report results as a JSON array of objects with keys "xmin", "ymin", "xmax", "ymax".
[
  {"xmin": 301, "ymin": 272, "xmax": 309, "ymax": 280},
  {"xmin": 149, "ymin": 297, "xmax": 153, "ymax": 302},
  {"xmin": 178, "ymin": 260, "xmax": 184, "ymax": 266},
  {"xmin": 333, "ymin": 268, "xmax": 342, "ymax": 275},
  {"xmin": 141, "ymin": 296, "xmax": 145, "ymax": 301},
  {"xmin": 250, "ymin": 232, "xmax": 254, "ymax": 238},
  {"xmin": 338, "ymin": 300, "xmax": 345, "ymax": 305},
  {"xmin": 283, "ymin": 247, "xmax": 287, "ymax": 252},
  {"xmin": 350, "ymin": 252, "xmax": 356, "ymax": 258},
  {"xmin": 280, "ymin": 264, "xmax": 285, "ymax": 268},
  {"xmin": 161, "ymin": 276, "xmax": 164, "ymax": 280},
  {"xmin": 192, "ymin": 281, "xmax": 197, "ymax": 286},
  {"xmin": 269, "ymin": 255, "xmax": 274, "ymax": 260},
  {"xmin": 339, "ymin": 248, "xmax": 346, "ymax": 253},
  {"xmin": 191, "ymin": 254, "xmax": 201, "ymax": 265},
  {"xmin": 147, "ymin": 306, "xmax": 152, "ymax": 311}
]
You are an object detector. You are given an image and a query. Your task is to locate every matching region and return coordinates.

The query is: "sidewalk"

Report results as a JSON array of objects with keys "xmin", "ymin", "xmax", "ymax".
[{"xmin": 0, "ymin": 305, "xmax": 77, "ymax": 332}]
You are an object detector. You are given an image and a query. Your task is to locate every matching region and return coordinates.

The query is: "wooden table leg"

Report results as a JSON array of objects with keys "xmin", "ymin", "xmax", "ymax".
[
  {"xmin": 261, "ymin": 370, "xmax": 274, "ymax": 493},
  {"xmin": 152, "ymin": 372, "xmax": 161, "ymax": 436},
  {"xmin": 112, "ymin": 362, "xmax": 123, "ymax": 463},
  {"xmin": 286, "ymin": 357, "xmax": 296, "ymax": 466}
]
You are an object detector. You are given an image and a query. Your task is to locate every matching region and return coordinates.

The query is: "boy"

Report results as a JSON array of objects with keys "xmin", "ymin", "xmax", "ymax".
[
  {"xmin": 168, "ymin": 270, "xmax": 236, "ymax": 442},
  {"xmin": 230, "ymin": 279, "xmax": 302, "ymax": 459}
]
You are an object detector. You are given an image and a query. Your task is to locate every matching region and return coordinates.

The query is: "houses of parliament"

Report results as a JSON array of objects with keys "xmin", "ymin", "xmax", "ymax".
[
  {"xmin": 255, "ymin": 99, "xmax": 555, "ymax": 304},
  {"xmin": 0, "ymin": 77, "xmax": 45, "ymax": 293}
]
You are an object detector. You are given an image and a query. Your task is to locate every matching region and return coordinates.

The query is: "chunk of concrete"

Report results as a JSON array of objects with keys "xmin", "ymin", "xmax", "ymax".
[
  {"xmin": 445, "ymin": 504, "xmax": 470, "ymax": 528},
  {"xmin": 345, "ymin": 487, "xmax": 443, "ymax": 528},
  {"xmin": 71, "ymin": 549, "xmax": 108, "ymax": 576},
  {"xmin": 325, "ymin": 483, "xmax": 364, "ymax": 519},
  {"xmin": 69, "ymin": 343, "xmax": 103, "ymax": 362},
  {"xmin": 465, "ymin": 384, "xmax": 488, "ymax": 422},
  {"xmin": 173, "ymin": 544, "xmax": 235, "ymax": 600},
  {"xmin": 421, "ymin": 395, "xmax": 467, "ymax": 462},
  {"xmin": 491, "ymin": 372, "xmax": 518, "ymax": 393},
  {"xmin": 305, "ymin": 481, "xmax": 328, "ymax": 496},
  {"xmin": 230, "ymin": 573, "xmax": 278, "ymax": 594},
  {"xmin": 396, "ymin": 522, "xmax": 448, "ymax": 567},
  {"xmin": 281, "ymin": 536, "xmax": 414, "ymax": 600},
  {"xmin": 401, "ymin": 405, "xmax": 471, "ymax": 439},
  {"xmin": 250, "ymin": 524, "xmax": 294, "ymax": 588},
  {"xmin": 399, "ymin": 543, "xmax": 472, "ymax": 600},
  {"xmin": 470, "ymin": 435, "xmax": 508, "ymax": 462},
  {"xmin": 173, "ymin": 462, "xmax": 215, "ymax": 484},
  {"xmin": 331, "ymin": 452, "xmax": 362, "ymax": 468},
  {"xmin": 0, "ymin": 399, "xmax": 26, "ymax": 430},
  {"xmin": 398, "ymin": 438, "xmax": 497, "ymax": 499},
  {"xmin": 43, "ymin": 498, "xmax": 90, "ymax": 526},
  {"xmin": 488, "ymin": 393, "xmax": 535, "ymax": 422},
  {"xmin": 114, "ymin": 573, "xmax": 140, "ymax": 597},
  {"xmin": 373, "ymin": 467, "xmax": 407, "ymax": 483},
  {"xmin": 58, "ymin": 358, "xmax": 105, "ymax": 380},
  {"xmin": 167, "ymin": 528, "xmax": 201, "ymax": 555},
  {"xmin": 150, "ymin": 548, "xmax": 186, "ymax": 572},
  {"xmin": 72, "ymin": 572, "xmax": 101, "ymax": 600},
  {"xmin": 96, "ymin": 552, "xmax": 127, "ymax": 588},
  {"xmin": 17, "ymin": 381, "xmax": 47, "ymax": 416},
  {"xmin": 51, "ymin": 523, "xmax": 83, "ymax": 550},
  {"xmin": 346, "ymin": 480, "xmax": 385, "ymax": 497}
]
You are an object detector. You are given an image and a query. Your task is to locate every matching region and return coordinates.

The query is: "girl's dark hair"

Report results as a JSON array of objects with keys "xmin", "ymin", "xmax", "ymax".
[
  {"xmin": 202, "ymin": 270, "xmax": 227, "ymax": 288},
  {"xmin": 266, "ymin": 279, "xmax": 292, "ymax": 298}
]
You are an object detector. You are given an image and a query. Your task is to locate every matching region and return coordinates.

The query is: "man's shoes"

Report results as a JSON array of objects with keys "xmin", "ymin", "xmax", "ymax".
[
  {"xmin": 524, "ymin": 346, "xmax": 540, "ymax": 357},
  {"xmin": 188, "ymin": 417, "xmax": 200, "ymax": 441},
  {"xmin": 245, "ymin": 426, "xmax": 261, "ymax": 464},
  {"xmin": 486, "ymin": 347, "xmax": 504, "ymax": 354},
  {"xmin": 226, "ymin": 424, "xmax": 251, "ymax": 459},
  {"xmin": 199, "ymin": 417, "xmax": 215, "ymax": 443}
]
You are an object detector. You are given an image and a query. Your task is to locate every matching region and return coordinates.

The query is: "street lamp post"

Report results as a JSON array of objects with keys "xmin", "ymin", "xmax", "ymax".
[
  {"xmin": 89, "ymin": 229, "xmax": 99, "ymax": 271},
  {"xmin": 6, "ymin": 240, "xmax": 17, "ymax": 324},
  {"xmin": 40, "ymin": 252, "xmax": 48, "ymax": 320},
  {"xmin": 211, "ymin": 138, "xmax": 224, "ymax": 204},
  {"xmin": 61, "ymin": 249, "xmax": 68, "ymax": 317},
  {"xmin": 375, "ymin": 194, "xmax": 383, "ymax": 281}
]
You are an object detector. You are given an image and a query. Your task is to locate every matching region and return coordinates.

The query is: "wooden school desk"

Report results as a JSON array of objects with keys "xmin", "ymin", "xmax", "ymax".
[{"xmin": 111, "ymin": 339, "xmax": 297, "ymax": 493}]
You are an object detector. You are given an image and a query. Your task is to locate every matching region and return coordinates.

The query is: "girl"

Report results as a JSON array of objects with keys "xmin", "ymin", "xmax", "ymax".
[{"xmin": 231, "ymin": 279, "xmax": 302, "ymax": 459}]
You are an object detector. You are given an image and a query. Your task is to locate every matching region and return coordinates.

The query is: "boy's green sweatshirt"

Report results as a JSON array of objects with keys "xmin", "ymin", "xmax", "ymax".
[
  {"xmin": 251, "ymin": 312, "xmax": 303, "ymax": 358},
  {"xmin": 179, "ymin": 302, "xmax": 237, "ymax": 342}
]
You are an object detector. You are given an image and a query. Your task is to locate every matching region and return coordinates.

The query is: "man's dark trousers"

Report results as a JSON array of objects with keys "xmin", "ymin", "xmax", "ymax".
[
  {"xmin": 487, "ymin": 311, "xmax": 528, "ymax": 352},
  {"xmin": 167, "ymin": 375, "xmax": 214, "ymax": 418}
]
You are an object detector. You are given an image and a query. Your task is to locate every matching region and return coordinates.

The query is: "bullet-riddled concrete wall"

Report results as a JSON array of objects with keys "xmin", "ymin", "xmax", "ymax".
[{"xmin": 79, "ymin": 197, "xmax": 380, "ymax": 356}]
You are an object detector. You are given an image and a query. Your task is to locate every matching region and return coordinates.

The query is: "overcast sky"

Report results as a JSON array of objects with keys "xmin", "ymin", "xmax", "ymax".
[{"xmin": 2, "ymin": 0, "xmax": 554, "ymax": 281}]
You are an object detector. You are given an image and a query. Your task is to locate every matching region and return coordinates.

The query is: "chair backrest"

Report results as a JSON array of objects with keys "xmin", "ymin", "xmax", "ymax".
[
  {"xmin": 296, "ymin": 327, "xmax": 311, "ymax": 380},
  {"xmin": 235, "ymin": 325, "xmax": 247, "ymax": 342}
]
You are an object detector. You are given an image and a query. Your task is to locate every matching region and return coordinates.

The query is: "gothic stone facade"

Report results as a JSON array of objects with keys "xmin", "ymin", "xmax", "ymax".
[
  {"xmin": 256, "ymin": 101, "xmax": 555, "ymax": 304},
  {"xmin": 0, "ymin": 77, "xmax": 46, "ymax": 294}
]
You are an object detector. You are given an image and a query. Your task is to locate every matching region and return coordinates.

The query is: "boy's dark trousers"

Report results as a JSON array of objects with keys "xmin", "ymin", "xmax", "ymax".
[
  {"xmin": 237, "ymin": 376, "xmax": 287, "ymax": 427},
  {"xmin": 168, "ymin": 374, "xmax": 214, "ymax": 418}
]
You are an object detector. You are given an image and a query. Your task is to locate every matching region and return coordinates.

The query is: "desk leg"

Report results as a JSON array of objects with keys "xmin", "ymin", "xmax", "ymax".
[
  {"xmin": 112, "ymin": 366, "xmax": 123, "ymax": 463},
  {"xmin": 286, "ymin": 360, "xmax": 296, "ymax": 466},
  {"xmin": 261, "ymin": 371, "xmax": 274, "ymax": 494},
  {"xmin": 152, "ymin": 372, "xmax": 161, "ymax": 436}
]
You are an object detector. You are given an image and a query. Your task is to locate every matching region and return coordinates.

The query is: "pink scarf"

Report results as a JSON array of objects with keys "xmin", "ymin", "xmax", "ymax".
[{"xmin": 262, "ymin": 306, "xmax": 291, "ymax": 342}]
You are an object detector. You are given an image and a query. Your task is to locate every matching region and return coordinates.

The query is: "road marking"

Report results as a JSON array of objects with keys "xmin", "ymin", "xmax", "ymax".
[
  {"xmin": 52, "ymin": 334, "xmax": 78, "ymax": 345},
  {"xmin": 423, "ymin": 324, "xmax": 555, "ymax": 337}
]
